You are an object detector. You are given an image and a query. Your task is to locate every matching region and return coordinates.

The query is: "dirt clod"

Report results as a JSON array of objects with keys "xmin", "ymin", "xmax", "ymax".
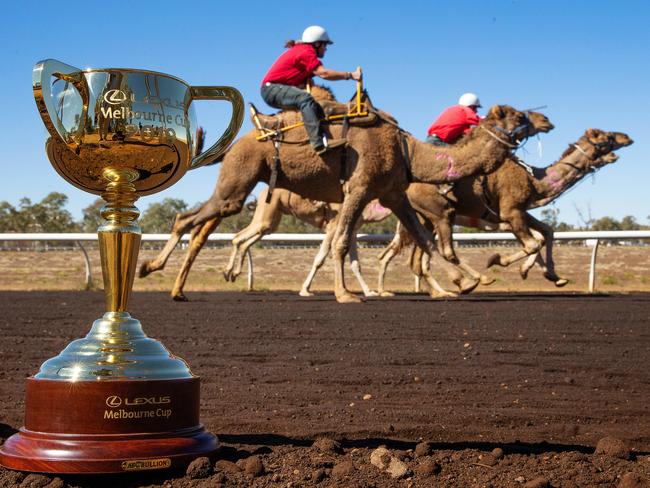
[
  {"xmin": 313, "ymin": 437, "xmax": 343, "ymax": 455},
  {"xmin": 243, "ymin": 455, "xmax": 264, "ymax": 477},
  {"xmin": 618, "ymin": 472, "xmax": 650, "ymax": 488},
  {"xmin": 19, "ymin": 474, "xmax": 50, "ymax": 488},
  {"xmin": 595, "ymin": 436, "xmax": 631, "ymax": 460},
  {"xmin": 414, "ymin": 441, "xmax": 432, "ymax": 457},
  {"xmin": 186, "ymin": 456, "xmax": 212, "ymax": 479}
]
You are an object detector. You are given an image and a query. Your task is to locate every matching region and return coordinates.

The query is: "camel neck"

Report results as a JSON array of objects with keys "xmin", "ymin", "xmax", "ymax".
[
  {"xmin": 408, "ymin": 130, "xmax": 512, "ymax": 184},
  {"xmin": 532, "ymin": 146, "xmax": 594, "ymax": 208}
]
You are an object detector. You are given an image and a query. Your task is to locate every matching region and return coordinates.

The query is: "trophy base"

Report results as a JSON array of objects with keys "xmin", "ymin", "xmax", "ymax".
[
  {"xmin": 0, "ymin": 427, "xmax": 218, "ymax": 474},
  {"xmin": 0, "ymin": 377, "xmax": 218, "ymax": 474}
]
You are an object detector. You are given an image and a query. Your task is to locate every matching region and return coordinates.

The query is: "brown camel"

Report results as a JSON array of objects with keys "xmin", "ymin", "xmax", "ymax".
[
  {"xmin": 138, "ymin": 85, "xmax": 536, "ymax": 302},
  {"xmin": 377, "ymin": 129, "xmax": 634, "ymax": 294},
  {"xmin": 222, "ymin": 187, "xmax": 392, "ymax": 297}
]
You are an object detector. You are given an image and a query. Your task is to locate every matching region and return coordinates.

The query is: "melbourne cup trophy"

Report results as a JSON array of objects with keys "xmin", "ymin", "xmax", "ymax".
[{"xmin": 0, "ymin": 59, "xmax": 244, "ymax": 473}]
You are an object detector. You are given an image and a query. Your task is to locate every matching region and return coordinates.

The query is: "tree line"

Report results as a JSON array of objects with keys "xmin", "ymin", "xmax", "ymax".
[{"xmin": 0, "ymin": 192, "xmax": 648, "ymax": 234}]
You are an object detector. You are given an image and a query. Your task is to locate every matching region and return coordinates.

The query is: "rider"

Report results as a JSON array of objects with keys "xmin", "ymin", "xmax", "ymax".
[
  {"xmin": 426, "ymin": 93, "xmax": 482, "ymax": 146},
  {"xmin": 261, "ymin": 25, "xmax": 362, "ymax": 155}
]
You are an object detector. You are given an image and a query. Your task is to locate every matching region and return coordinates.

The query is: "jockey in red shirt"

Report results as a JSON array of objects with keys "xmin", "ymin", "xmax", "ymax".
[
  {"xmin": 426, "ymin": 93, "xmax": 482, "ymax": 146},
  {"xmin": 261, "ymin": 25, "xmax": 361, "ymax": 155}
]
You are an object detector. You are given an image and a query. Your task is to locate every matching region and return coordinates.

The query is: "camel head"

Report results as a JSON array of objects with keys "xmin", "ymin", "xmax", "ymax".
[
  {"xmin": 482, "ymin": 105, "xmax": 541, "ymax": 145},
  {"xmin": 569, "ymin": 129, "xmax": 633, "ymax": 169},
  {"xmin": 526, "ymin": 110, "xmax": 554, "ymax": 136}
]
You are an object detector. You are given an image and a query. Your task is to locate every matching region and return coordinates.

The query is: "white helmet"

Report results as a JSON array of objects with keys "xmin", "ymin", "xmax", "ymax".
[
  {"xmin": 458, "ymin": 92, "xmax": 481, "ymax": 108},
  {"xmin": 302, "ymin": 25, "xmax": 333, "ymax": 44}
]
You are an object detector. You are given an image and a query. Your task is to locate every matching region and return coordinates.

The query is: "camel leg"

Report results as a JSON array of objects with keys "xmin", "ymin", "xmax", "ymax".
[
  {"xmin": 409, "ymin": 235, "xmax": 456, "ymax": 298},
  {"xmin": 434, "ymin": 215, "xmax": 494, "ymax": 286},
  {"xmin": 519, "ymin": 252, "xmax": 539, "ymax": 279},
  {"xmin": 419, "ymin": 249, "xmax": 457, "ymax": 298},
  {"xmin": 223, "ymin": 226, "xmax": 261, "ymax": 281},
  {"xmin": 528, "ymin": 216, "xmax": 569, "ymax": 286},
  {"xmin": 377, "ymin": 235, "xmax": 399, "ymax": 297},
  {"xmin": 413, "ymin": 208, "xmax": 479, "ymax": 295},
  {"xmin": 230, "ymin": 232, "xmax": 265, "ymax": 281},
  {"xmin": 139, "ymin": 208, "xmax": 207, "ymax": 278},
  {"xmin": 381, "ymin": 194, "xmax": 461, "ymax": 298},
  {"xmin": 331, "ymin": 190, "xmax": 370, "ymax": 303},
  {"xmin": 348, "ymin": 232, "xmax": 377, "ymax": 297},
  {"xmin": 459, "ymin": 262, "xmax": 495, "ymax": 286},
  {"xmin": 300, "ymin": 221, "xmax": 336, "ymax": 297},
  {"xmin": 171, "ymin": 218, "xmax": 219, "ymax": 301},
  {"xmin": 486, "ymin": 210, "xmax": 543, "ymax": 269}
]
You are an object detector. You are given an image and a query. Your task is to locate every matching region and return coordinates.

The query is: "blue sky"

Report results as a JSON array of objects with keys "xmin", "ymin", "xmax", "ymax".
[{"xmin": 2, "ymin": 0, "xmax": 648, "ymax": 227}]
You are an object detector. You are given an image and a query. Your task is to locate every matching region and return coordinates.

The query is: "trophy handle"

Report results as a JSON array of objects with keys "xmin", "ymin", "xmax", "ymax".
[
  {"xmin": 189, "ymin": 86, "xmax": 244, "ymax": 169},
  {"xmin": 33, "ymin": 59, "xmax": 90, "ymax": 146}
]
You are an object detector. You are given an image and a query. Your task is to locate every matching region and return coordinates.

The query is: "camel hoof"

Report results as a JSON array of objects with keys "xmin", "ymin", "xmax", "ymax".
[
  {"xmin": 519, "ymin": 267, "xmax": 530, "ymax": 280},
  {"xmin": 222, "ymin": 270, "xmax": 231, "ymax": 282},
  {"xmin": 172, "ymin": 292, "xmax": 189, "ymax": 302},
  {"xmin": 429, "ymin": 289, "xmax": 458, "ymax": 299},
  {"xmin": 479, "ymin": 275, "xmax": 496, "ymax": 286},
  {"xmin": 486, "ymin": 253, "xmax": 502, "ymax": 268},
  {"xmin": 138, "ymin": 262, "xmax": 152, "ymax": 278},
  {"xmin": 555, "ymin": 278, "xmax": 569, "ymax": 287},
  {"xmin": 336, "ymin": 292, "xmax": 363, "ymax": 304},
  {"xmin": 458, "ymin": 277, "xmax": 480, "ymax": 295},
  {"xmin": 379, "ymin": 291, "xmax": 395, "ymax": 297},
  {"xmin": 364, "ymin": 290, "xmax": 379, "ymax": 297},
  {"xmin": 299, "ymin": 289, "xmax": 314, "ymax": 297}
]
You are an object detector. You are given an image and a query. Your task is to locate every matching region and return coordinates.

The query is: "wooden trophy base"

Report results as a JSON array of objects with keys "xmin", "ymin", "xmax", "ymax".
[{"xmin": 0, "ymin": 377, "xmax": 218, "ymax": 474}]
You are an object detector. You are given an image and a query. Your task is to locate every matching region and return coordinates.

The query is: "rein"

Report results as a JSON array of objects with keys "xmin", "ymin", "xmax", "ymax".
[{"xmin": 478, "ymin": 125, "xmax": 519, "ymax": 148}]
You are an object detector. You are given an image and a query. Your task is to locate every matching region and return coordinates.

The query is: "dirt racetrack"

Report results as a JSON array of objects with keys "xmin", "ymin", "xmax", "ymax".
[{"xmin": 1, "ymin": 291, "xmax": 649, "ymax": 487}]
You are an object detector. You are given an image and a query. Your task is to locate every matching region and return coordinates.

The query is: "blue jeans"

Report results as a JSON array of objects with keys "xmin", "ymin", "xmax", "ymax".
[
  {"xmin": 261, "ymin": 83, "xmax": 324, "ymax": 148},
  {"xmin": 425, "ymin": 134, "xmax": 448, "ymax": 146}
]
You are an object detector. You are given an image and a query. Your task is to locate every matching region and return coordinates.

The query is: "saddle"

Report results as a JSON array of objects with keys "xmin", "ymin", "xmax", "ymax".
[{"xmin": 250, "ymin": 100, "xmax": 378, "ymax": 141}]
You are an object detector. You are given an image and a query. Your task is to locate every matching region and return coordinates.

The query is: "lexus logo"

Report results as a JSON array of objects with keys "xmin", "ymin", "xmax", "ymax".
[
  {"xmin": 106, "ymin": 395, "xmax": 122, "ymax": 408},
  {"xmin": 103, "ymin": 89, "xmax": 127, "ymax": 105}
]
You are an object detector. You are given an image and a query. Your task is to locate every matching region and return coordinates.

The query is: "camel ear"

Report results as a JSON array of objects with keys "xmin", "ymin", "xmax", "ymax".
[
  {"xmin": 489, "ymin": 105, "xmax": 504, "ymax": 118},
  {"xmin": 585, "ymin": 128, "xmax": 600, "ymax": 139}
]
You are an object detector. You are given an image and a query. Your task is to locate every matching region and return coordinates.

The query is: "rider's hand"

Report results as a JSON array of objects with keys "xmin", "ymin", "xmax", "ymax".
[{"xmin": 350, "ymin": 67, "xmax": 362, "ymax": 81}]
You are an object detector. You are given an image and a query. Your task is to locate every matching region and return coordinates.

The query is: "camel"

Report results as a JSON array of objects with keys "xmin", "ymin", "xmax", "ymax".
[
  {"xmin": 138, "ymin": 84, "xmax": 538, "ymax": 303},
  {"xmin": 376, "ymin": 129, "xmax": 634, "ymax": 295},
  {"xmin": 222, "ymin": 187, "xmax": 392, "ymax": 297}
]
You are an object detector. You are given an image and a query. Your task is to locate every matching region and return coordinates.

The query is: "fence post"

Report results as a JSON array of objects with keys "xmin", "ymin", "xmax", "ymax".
[
  {"xmin": 76, "ymin": 241, "xmax": 93, "ymax": 290},
  {"xmin": 586, "ymin": 239, "xmax": 600, "ymax": 293},
  {"xmin": 246, "ymin": 249, "xmax": 254, "ymax": 291}
]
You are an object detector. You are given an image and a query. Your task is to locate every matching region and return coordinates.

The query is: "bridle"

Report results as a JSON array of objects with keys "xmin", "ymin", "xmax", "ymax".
[
  {"xmin": 479, "ymin": 111, "xmax": 534, "ymax": 149},
  {"xmin": 562, "ymin": 136, "xmax": 613, "ymax": 175},
  {"xmin": 571, "ymin": 136, "xmax": 612, "ymax": 161}
]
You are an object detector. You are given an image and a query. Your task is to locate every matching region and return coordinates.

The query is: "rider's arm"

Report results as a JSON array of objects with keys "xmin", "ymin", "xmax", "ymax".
[{"xmin": 313, "ymin": 65, "xmax": 362, "ymax": 81}]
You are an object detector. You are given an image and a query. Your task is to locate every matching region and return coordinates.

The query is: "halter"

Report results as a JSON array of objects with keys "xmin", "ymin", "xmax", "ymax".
[
  {"xmin": 479, "ymin": 111, "xmax": 533, "ymax": 149},
  {"xmin": 478, "ymin": 125, "xmax": 519, "ymax": 148},
  {"xmin": 560, "ymin": 137, "xmax": 612, "ymax": 178},
  {"xmin": 572, "ymin": 137, "xmax": 611, "ymax": 161}
]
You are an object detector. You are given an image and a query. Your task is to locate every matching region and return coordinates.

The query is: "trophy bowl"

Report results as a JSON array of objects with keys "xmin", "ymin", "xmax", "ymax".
[{"xmin": 0, "ymin": 59, "xmax": 244, "ymax": 474}]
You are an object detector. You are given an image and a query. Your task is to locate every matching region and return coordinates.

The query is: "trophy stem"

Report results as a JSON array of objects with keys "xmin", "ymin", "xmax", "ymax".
[{"xmin": 99, "ymin": 168, "xmax": 140, "ymax": 313}]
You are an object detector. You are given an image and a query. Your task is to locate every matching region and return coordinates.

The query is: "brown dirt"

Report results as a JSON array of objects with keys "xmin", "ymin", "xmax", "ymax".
[{"xmin": 1, "ymin": 290, "xmax": 649, "ymax": 487}]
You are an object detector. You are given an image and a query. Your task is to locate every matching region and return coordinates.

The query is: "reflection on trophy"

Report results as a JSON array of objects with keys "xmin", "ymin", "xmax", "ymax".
[{"xmin": 0, "ymin": 59, "xmax": 244, "ymax": 473}]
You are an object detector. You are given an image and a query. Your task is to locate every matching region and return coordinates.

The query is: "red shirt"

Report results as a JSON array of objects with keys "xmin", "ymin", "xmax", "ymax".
[
  {"xmin": 426, "ymin": 105, "xmax": 480, "ymax": 143},
  {"xmin": 261, "ymin": 44, "xmax": 322, "ymax": 87}
]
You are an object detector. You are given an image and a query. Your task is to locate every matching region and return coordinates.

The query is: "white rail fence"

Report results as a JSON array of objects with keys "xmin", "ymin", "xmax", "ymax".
[{"xmin": 2, "ymin": 231, "xmax": 649, "ymax": 293}]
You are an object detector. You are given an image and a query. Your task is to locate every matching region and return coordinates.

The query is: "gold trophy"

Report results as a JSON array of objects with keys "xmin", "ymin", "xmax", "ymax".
[{"xmin": 0, "ymin": 59, "xmax": 243, "ymax": 473}]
